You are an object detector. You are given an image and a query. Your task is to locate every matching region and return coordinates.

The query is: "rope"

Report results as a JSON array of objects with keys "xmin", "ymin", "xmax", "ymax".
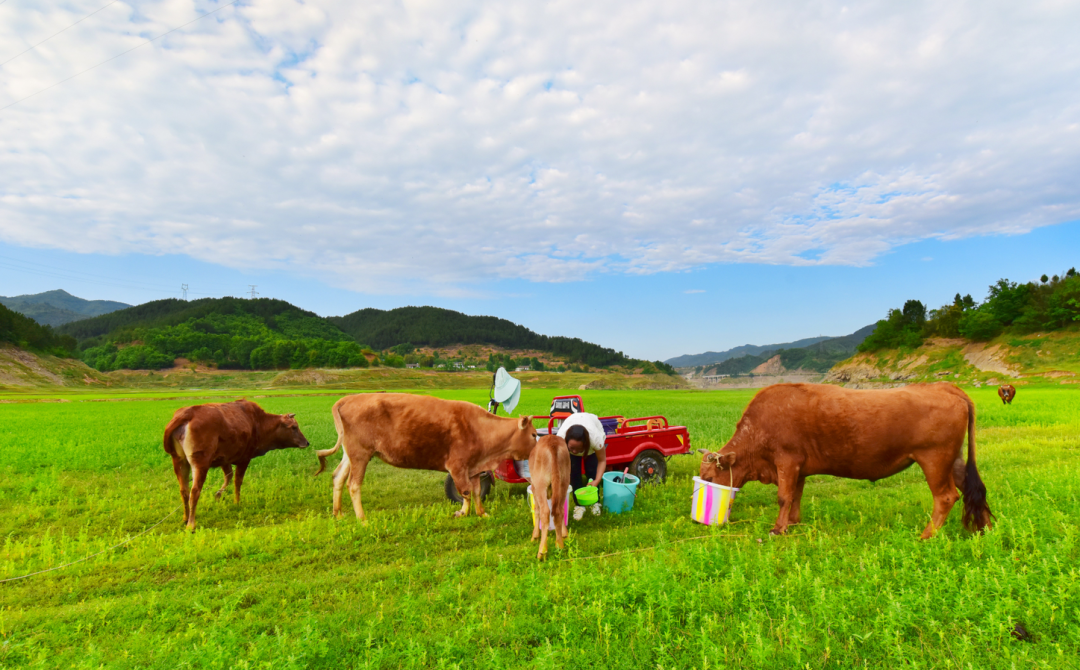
[{"xmin": 0, "ymin": 505, "xmax": 182, "ymax": 584}]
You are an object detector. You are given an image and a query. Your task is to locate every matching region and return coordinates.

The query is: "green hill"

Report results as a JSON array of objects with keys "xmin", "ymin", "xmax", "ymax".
[
  {"xmin": 0, "ymin": 289, "xmax": 130, "ymax": 327},
  {"xmin": 54, "ymin": 298, "xmax": 673, "ymax": 374},
  {"xmin": 330, "ymin": 305, "xmax": 670, "ymax": 371},
  {"xmin": 58, "ymin": 297, "xmax": 366, "ymax": 372},
  {"xmin": 0, "ymin": 303, "xmax": 77, "ymax": 356}
]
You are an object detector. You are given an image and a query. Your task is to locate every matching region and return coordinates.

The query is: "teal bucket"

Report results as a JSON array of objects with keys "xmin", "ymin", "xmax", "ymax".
[{"xmin": 602, "ymin": 471, "xmax": 640, "ymax": 514}]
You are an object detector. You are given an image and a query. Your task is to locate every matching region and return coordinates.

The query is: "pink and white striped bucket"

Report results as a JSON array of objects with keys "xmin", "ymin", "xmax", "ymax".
[{"xmin": 691, "ymin": 476, "xmax": 739, "ymax": 525}]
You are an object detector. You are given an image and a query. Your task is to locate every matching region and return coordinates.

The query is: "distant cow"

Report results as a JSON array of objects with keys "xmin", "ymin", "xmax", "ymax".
[
  {"xmin": 529, "ymin": 435, "xmax": 571, "ymax": 560},
  {"xmin": 998, "ymin": 384, "xmax": 1016, "ymax": 405},
  {"xmin": 315, "ymin": 393, "xmax": 538, "ymax": 519},
  {"xmin": 698, "ymin": 383, "xmax": 993, "ymax": 539},
  {"xmin": 163, "ymin": 400, "xmax": 310, "ymax": 531}
]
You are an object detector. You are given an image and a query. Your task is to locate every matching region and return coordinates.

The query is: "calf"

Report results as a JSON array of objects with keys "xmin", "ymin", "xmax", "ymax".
[
  {"xmin": 998, "ymin": 384, "xmax": 1016, "ymax": 405},
  {"xmin": 698, "ymin": 383, "xmax": 993, "ymax": 539},
  {"xmin": 528, "ymin": 435, "xmax": 571, "ymax": 560},
  {"xmin": 163, "ymin": 399, "xmax": 310, "ymax": 531}
]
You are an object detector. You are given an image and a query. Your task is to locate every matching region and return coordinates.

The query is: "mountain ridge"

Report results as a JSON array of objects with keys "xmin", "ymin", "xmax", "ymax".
[{"xmin": 0, "ymin": 289, "xmax": 130, "ymax": 327}]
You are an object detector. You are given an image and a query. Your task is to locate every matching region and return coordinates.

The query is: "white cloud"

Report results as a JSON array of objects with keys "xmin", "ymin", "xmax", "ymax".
[
  {"xmin": 684, "ymin": 289, "xmax": 705, "ymax": 294},
  {"xmin": 1, "ymin": 0, "xmax": 1079, "ymax": 295}
]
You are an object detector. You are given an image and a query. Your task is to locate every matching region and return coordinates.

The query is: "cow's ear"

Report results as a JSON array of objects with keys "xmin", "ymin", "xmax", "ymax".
[
  {"xmin": 718, "ymin": 452, "xmax": 736, "ymax": 468},
  {"xmin": 518, "ymin": 416, "xmax": 530, "ymax": 430}
]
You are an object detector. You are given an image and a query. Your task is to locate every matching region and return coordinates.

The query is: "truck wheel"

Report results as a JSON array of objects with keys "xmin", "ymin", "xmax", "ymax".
[
  {"xmin": 444, "ymin": 472, "xmax": 492, "ymax": 503},
  {"xmin": 630, "ymin": 450, "xmax": 667, "ymax": 483}
]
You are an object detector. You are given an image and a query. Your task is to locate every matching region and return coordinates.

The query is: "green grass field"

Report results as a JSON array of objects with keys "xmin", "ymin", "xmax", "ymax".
[{"xmin": 2, "ymin": 386, "xmax": 1078, "ymax": 669}]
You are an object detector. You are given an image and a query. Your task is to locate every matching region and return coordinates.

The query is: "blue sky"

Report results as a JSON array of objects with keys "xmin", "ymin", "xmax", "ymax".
[{"xmin": 2, "ymin": 0, "xmax": 1079, "ymax": 361}]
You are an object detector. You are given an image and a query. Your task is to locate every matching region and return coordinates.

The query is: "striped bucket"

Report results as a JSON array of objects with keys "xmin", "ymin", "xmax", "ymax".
[
  {"xmin": 527, "ymin": 484, "xmax": 572, "ymax": 531},
  {"xmin": 691, "ymin": 476, "xmax": 739, "ymax": 526}
]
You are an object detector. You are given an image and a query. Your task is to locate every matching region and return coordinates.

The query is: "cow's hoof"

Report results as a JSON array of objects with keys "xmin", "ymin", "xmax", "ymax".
[
  {"xmin": 769, "ymin": 528, "xmax": 785, "ymax": 536},
  {"xmin": 480, "ymin": 512, "xmax": 490, "ymax": 518},
  {"xmin": 453, "ymin": 510, "xmax": 467, "ymax": 518},
  {"xmin": 537, "ymin": 552, "xmax": 547, "ymax": 561}
]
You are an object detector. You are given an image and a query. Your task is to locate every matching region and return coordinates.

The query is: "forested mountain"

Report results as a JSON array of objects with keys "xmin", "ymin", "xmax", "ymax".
[
  {"xmin": 54, "ymin": 297, "xmax": 671, "ymax": 373},
  {"xmin": 0, "ymin": 289, "xmax": 130, "ymax": 327},
  {"xmin": 694, "ymin": 324, "xmax": 877, "ymax": 375},
  {"xmin": 61, "ymin": 297, "xmax": 366, "ymax": 372},
  {"xmin": 665, "ymin": 335, "xmax": 835, "ymax": 368},
  {"xmin": 858, "ymin": 267, "xmax": 1080, "ymax": 352},
  {"xmin": 0, "ymin": 303, "xmax": 77, "ymax": 356},
  {"xmin": 330, "ymin": 305, "xmax": 652, "ymax": 369}
]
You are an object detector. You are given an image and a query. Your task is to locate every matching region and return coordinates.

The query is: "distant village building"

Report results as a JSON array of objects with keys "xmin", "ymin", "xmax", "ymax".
[
  {"xmin": 405, "ymin": 363, "xmax": 420, "ymax": 369},
  {"xmin": 702, "ymin": 374, "xmax": 729, "ymax": 381},
  {"xmin": 515, "ymin": 366, "xmax": 530, "ymax": 372},
  {"xmin": 453, "ymin": 362, "xmax": 464, "ymax": 368}
]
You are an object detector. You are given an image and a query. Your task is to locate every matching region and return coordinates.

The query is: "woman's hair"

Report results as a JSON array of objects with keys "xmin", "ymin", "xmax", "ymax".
[{"xmin": 565, "ymin": 424, "xmax": 590, "ymax": 451}]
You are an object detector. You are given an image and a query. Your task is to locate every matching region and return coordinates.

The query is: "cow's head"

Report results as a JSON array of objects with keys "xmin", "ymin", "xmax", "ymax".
[
  {"xmin": 270, "ymin": 413, "xmax": 310, "ymax": 450},
  {"xmin": 697, "ymin": 449, "xmax": 746, "ymax": 488},
  {"xmin": 508, "ymin": 415, "xmax": 539, "ymax": 459}
]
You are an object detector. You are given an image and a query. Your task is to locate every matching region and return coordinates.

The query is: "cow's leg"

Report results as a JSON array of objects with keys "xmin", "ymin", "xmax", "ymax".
[
  {"xmin": 535, "ymin": 486, "xmax": 551, "ymax": 560},
  {"xmin": 232, "ymin": 461, "xmax": 249, "ymax": 504},
  {"xmin": 770, "ymin": 464, "xmax": 801, "ymax": 535},
  {"xmin": 916, "ymin": 456, "xmax": 960, "ymax": 539},
  {"xmin": 171, "ymin": 456, "xmax": 192, "ymax": 525},
  {"xmin": 789, "ymin": 475, "xmax": 807, "ymax": 525},
  {"xmin": 346, "ymin": 453, "xmax": 371, "ymax": 521},
  {"xmin": 553, "ymin": 491, "xmax": 567, "ymax": 549},
  {"xmin": 449, "ymin": 467, "xmax": 473, "ymax": 518},
  {"xmin": 331, "ymin": 456, "xmax": 350, "ymax": 518},
  {"xmin": 215, "ymin": 464, "xmax": 234, "ymax": 501},
  {"xmin": 470, "ymin": 474, "xmax": 488, "ymax": 518},
  {"xmin": 186, "ymin": 465, "xmax": 209, "ymax": 532}
]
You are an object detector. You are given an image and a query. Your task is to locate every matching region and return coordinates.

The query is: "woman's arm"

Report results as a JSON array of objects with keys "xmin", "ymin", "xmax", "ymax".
[{"xmin": 589, "ymin": 448, "xmax": 607, "ymax": 488}]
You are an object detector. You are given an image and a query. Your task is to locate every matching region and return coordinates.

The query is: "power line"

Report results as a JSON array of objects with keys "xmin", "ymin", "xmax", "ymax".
[
  {"xmin": 0, "ymin": 253, "xmax": 202, "ymax": 293},
  {"xmin": 181, "ymin": 283, "xmax": 188, "ymax": 300},
  {"xmin": 0, "ymin": 0, "xmax": 242, "ymax": 114},
  {"xmin": 248, "ymin": 284, "xmax": 258, "ymax": 299},
  {"xmin": 0, "ymin": 0, "xmax": 123, "ymax": 70},
  {"xmin": 0, "ymin": 258, "xmax": 217, "ymax": 298}
]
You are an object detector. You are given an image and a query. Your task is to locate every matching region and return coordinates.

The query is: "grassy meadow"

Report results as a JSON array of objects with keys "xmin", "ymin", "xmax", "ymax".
[{"xmin": 1, "ymin": 386, "xmax": 1078, "ymax": 668}]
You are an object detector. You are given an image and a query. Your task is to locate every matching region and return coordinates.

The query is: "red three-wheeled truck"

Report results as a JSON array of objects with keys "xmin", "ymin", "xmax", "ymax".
[{"xmin": 444, "ymin": 394, "xmax": 692, "ymax": 502}]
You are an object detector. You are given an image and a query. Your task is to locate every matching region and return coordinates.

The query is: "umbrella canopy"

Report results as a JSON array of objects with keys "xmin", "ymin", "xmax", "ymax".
[{"xmin": 492, "ymin": 367, "xmax": 522, "ymax": 414}]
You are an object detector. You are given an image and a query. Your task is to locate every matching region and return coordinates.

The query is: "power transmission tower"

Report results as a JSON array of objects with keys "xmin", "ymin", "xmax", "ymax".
[
  {"xmin": 248, "ymin": 285, "xmax": 259, "ymax": 299},
  {"xmin": 181, "ymin": 284, "xmax": 188, "ymax": 300}
]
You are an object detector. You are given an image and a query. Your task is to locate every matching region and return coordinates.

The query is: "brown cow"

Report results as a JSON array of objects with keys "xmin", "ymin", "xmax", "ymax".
[
  {"xmin": 528, "ymin": 435, "xmax": 571, "ymax": 560},
  {"xmin": 314, "ymin": 393, "xmax": 538, "ymax": 519},
  {"xmin": 163, "ymin": 399, "xmax": 310, "ymax": 531},
  {"xmin": 698, "ymin": 383, "xmax": 993, "ymax": 539},
  {"xmin": 998, "ymin": 384, "xmax": 1016, "ymax": 405}
]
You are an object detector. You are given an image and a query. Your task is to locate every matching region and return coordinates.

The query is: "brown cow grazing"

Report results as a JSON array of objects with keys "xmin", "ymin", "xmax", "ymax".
[
  {"xmin": 163, "ymin": 400, "xmax": 310, "ymax": 531},
  {"xmin": 314, "ymin": 393, "xmax": 538, "ymax": 520},
  {"xmin": 698, "ymin": 383, "xmax": 993, "ymax": 539},
  {"xmin": 528, "ymin": 435, "xmax": 571, "ymax": 560},
  {"xmin": 998, "ymin": 384, "xmax": 1016, "ymax": 405}
]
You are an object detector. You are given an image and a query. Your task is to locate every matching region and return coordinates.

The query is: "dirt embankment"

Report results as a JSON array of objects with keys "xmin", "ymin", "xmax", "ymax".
[
  {"xmin": 0, "ymin": 345, "xmax": 109, "ymax": 388},
  {"xmin": 826, "ymin": 329, "xmax": 1080, "ymax": 388}
]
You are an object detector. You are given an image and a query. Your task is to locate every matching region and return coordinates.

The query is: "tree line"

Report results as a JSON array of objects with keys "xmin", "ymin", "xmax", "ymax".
[
  {"xmin": 859, "ymin": 268, "xmax": 1080, "ymax": 352},
  {"xmin": 330, "ymin": 305, "xmax": 672, "ymax": 370},
  {"xmin": 0, "ymin": 303, "xmax": 77, "ymax": 356}
]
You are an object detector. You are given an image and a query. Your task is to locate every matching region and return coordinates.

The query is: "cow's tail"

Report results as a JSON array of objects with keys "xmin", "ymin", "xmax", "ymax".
[
  {"xmin": 162, "ymin": 409, "xmax": 194, "ymax": 457},
  {"xmin": 314, "ymin": 403, "xmax": 345, "ymax": 476},
  {"xmin": 960, "ymin": 394, "xmax": 994, "ymax": 533}
]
